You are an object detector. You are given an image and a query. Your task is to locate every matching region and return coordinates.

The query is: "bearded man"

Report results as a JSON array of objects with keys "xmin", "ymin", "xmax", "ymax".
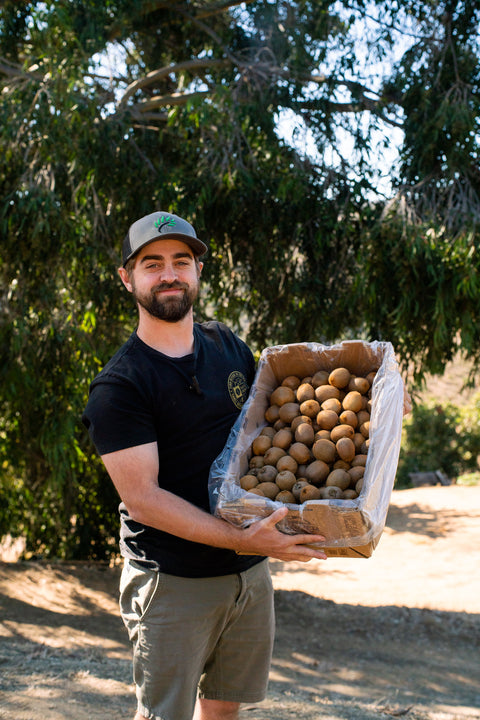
[{"xmin": 82, "ymin": 211, "xmax": 326, "ymax": 720}]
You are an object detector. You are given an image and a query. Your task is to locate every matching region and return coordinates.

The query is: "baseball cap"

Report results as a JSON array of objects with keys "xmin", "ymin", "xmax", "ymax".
[{"xmin": 122, "ymin": 211, "xmax": 208, "ymax": 266}]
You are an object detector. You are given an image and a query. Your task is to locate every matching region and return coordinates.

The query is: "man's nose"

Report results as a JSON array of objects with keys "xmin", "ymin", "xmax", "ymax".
[{"xmin": 158, "ymin": 263, "xmax": 177, "ymax": 283}]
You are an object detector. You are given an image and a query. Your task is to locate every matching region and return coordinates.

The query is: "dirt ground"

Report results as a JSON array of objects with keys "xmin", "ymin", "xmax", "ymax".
[{"xmin": 0, "ymin": 485, "xmax": 479, "ymax": 720}]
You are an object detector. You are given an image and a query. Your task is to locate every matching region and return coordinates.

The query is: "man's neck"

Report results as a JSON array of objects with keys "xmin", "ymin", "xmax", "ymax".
[{"xmin": 136, "ymin": 311, "xmax": 195, "ymax": 358}]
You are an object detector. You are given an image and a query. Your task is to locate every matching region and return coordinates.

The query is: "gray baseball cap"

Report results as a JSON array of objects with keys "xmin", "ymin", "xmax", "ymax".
[{"xmin": 122, "ymin": 211, "xmax": 208, "ymax": 266}]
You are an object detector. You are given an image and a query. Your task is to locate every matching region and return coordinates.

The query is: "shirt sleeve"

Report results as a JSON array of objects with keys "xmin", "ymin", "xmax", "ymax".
[{"xmin": 82, "ymin": 376, "xmax": 158, "ymax": 456}]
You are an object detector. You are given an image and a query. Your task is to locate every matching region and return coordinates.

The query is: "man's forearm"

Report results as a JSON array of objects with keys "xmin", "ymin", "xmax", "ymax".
[{"xmin": 125, "ymin": 484, "xmax": 247, "ymax": 550}]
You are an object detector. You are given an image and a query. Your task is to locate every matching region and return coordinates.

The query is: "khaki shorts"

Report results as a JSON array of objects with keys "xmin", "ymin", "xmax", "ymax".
[{"xmin": 119, "ymin": 559, "xmax": 275, "ymax": 720}]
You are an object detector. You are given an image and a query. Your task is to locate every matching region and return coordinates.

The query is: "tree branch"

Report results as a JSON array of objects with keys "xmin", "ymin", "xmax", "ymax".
[
  {"xmin": 133, "ymin": 90, "xmax": 209, "ymax": 113},
  {"xmin": 116, "ymin": 58, "xmax": 229, "ymax": 109},
  {"xmin": 298, "ymin": 94, "xmax": 403, "ymax": 128},
  {"xmin": 0, "ymin": 56, "xmax": 42, "ymax": 82},
  {"xmin": 196, "ymin": 0, "xmax": 257, "ymax": 19}
]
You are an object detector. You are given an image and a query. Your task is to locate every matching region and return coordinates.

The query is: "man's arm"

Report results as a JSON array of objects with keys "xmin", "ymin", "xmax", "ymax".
[{"xmin": 101, "ymin": 442, "xmax": 328, "ymax": 563}]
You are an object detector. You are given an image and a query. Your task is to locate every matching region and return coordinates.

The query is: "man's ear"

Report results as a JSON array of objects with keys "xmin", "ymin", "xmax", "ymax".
[
  {"xmin": 118, "ymin": 266, "xmax": 133, "ymax": 293},
  {"xmin": 197, "ymin": 261, "xmax": 204, "ymax": 277}
]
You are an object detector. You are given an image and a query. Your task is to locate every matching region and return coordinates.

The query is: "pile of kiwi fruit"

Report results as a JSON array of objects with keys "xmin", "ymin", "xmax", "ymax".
[{"xmin": 239, "ymin": 366, "xmax": 376, "ymax": 504}]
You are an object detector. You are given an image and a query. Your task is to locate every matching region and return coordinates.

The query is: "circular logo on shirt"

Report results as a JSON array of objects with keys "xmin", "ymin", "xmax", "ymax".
[{"xmin": 227, "ymin": 371, "xmax": 249, "ymax": 409}]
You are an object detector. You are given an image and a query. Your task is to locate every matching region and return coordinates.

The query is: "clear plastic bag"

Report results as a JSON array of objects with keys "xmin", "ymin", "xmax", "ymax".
[{"xmin": 209, "ymin": 340, "xmax": 405, "ymax": 556}]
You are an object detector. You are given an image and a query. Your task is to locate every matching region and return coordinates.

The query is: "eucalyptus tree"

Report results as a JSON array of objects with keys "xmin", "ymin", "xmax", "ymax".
[{"xmin": 0, "ymin": 0, "xmax": 478, "ymax": 558}]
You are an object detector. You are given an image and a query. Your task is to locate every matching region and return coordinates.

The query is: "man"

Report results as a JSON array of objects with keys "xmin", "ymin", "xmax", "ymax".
[{"xmin": 82, "ymin": 211, "xmax": 327, "ymax": 720}]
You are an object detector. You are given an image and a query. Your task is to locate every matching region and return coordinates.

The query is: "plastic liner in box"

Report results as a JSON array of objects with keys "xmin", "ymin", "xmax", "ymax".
[{"xmin": 209, "ymin": 340, "xmax": 405, "ymax": 554}]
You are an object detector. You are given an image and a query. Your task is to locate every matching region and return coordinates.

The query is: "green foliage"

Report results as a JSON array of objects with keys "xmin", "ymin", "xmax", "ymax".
[
  {"xmin": 357, "ymin": 217, "xmax": 480, "ymax": 380},
  {"xmin": 1, "ymin": 0, "xmax": 479, "ymax": 559},
  {"xmin": 396, "ymin": 393, "xmax": 480, "ymax": 487}
]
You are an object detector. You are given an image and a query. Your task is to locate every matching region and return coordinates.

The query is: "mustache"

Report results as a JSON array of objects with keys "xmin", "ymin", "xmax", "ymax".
[{"xmin": 152, "ymin": 281, "xmax": 189, "ymax": 292}]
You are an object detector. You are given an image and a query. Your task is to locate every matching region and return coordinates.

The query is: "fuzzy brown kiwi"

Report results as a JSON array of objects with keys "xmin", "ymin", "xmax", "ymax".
[
  {"xmin": 295, "ymin": 422, "xmax": 315, "ymax": 446},
  {"xmin": 263, "ymin": 446, "xmax": 286, "ymax": 466},
  {"xmin": 299, "ymin": 484, "xmax": 322, "ymax": 502},
  {"xmin": 342, "ymin": 391, "xmax": 363, "ymax": 413},
  {"xmin": 325, "ymin": 468, "xmax": 351, "ymax": 490},
  {"xmin": 299, "ymin": 399, "xmax": 321, "ymax": 418},
  {"xmin": 336, "ymin": 436, "xmax": 356, "ymax": 463},
  {"xmin": 270, "ymin": 386, "xmax": 296, "ymax": 407},
  {"xmin": 252, "ymin": 434, "xmax": 272, "ymax": 456},
  {"xmin": 289, "ymin": 442, "xmax": 312, "ymax": 465},
  {"xmin": 282, "ymin": 375, "xmax": 301, "ymax": 390},
  {"xmin": 239, "ymin": 475, "xmax": 259, "ymax": 491},
  {"xmin": 272, "ymin": 428, "xmax": 293, "ymax": 450},
  {"xmin": 304, "ymin": 459, "xmax": 330, "ymax": 485},
  {"xmin": 348, "ymin": 376, "xmax": 370, "ymax": 394},
  {"xmin": 339, "ymin": 409, "xmax": 358, "ymax": 428},
  {"xmin": 290, "ymin": 414, "xmax": 312, "ymax": 432},
  {"xmin": 292, "ymin": 479, "xmax": 309, "ymax": 501},
  {"xmin": 276, "ymin": 455, "xmax": 298, "ymax": 474},
  {"xmin": 314, "ymin": 385, "xmax": 341, "ymax": 403},
  {"xmin": 320, "ymin": 485, "xmax": 344, "ymax": 499},
  {"xmin": 328, "ymin": 367, "xmax": 351, "ymax": 389},
  {"xmin": 278, "ymin": 402, "xmax": 301, "ymax": 424},
  {"xmin": 316, "ymin": 409, "xmax": 339, "ymax": 430},
  {"xmin": 264, "ymin": 405, "xmax": 280, "ymax": 424},
  {"xmin": 259, "ymin": 481, "xmax": 280, "ymax": 500},
  {"xmin": 276, "ymin": 490, "xmax": 296, "ymax": 504},
  {"xmin": 330, "ymin": 424, "xmax": 355, "ymax": 442},
  {"xmin": 348, "ymin": 466, "xmax": 365, "ymax": 483},
  {"xmin": 296, "ymin": 383, "xmax": 315, "ymax": 403},
  {"xmin": 312, "ymin": 438, "xmax": 336, "ymax": 464},
  {"xmin": 275, "ymin": 470, "xmax": 297, "ymax": 491},
  {"xmin": 257, "ymin": 465, "xmax": 278, "ymax": 483}
]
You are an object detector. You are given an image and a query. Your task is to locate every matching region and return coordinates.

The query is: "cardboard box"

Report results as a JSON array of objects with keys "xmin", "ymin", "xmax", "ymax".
[{"xmin": 209, "ymin": 340, "xmax": 405, "ymax": 557}]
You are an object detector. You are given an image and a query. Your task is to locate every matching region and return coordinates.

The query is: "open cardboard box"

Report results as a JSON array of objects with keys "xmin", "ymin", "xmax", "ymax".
[{"xmin": 209, "ymin": 340, "xmax": 405, "ymax": 557}]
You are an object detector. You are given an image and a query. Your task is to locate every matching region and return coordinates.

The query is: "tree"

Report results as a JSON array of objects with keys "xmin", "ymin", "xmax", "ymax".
[{"xmin": 1, "ymin": 0, "xmax": 479, "ymax": 558}]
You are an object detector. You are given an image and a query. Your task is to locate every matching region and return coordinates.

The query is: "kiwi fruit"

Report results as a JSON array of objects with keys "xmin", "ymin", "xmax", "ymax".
[
  {"xmin": 259, "ymin": 481, "xmax": 280, "ymax": 500},
  {"xmin": 312, "ymin": 438, "xmax": 336, "ymax": 464},
  {"xmin": 328, "ymin": 367, "xmax": 351, "ymax": 389},
  {"xmin": 326, "ymin": 468, "xmax": 351, "ymax": 490},
  {"xmin": 289, "ymin": 442, "xmax": 312, "ymax": 465},
  {"xmin": 296, "ymin": 383, "xmax": 315, "ymax": 403},
  {"xmin": 342, "ymin": 391, "xmax": 363, "ymax": 413},
  {"xmin": 315, "ymin": 385, "xmax": 341, "ymax": 403},
  {"xmin": 300, "ymin": 484, "xmax": 322, "ymax": 502},
  {"xmin": 282, "ymin": 375, "xmax": 301, "ymax": 390},
  {"xmin": 275, "ymin": 470, "xmax": 297, "ymax": 491},
  {"xmin": 272, "ymin": 428, "xmax": 293, "ymax": 449},
  {"xmin": 276, "ymin": 455, "xmax": 298, "ymax": 474},
  {"xmin": 239, "ymin": 475, "xmax": 259, "ymax": 491},
  {"xmin": 295, "ymin": 422, "xmax": 315, "ymax": 446},
  {"xmin": 257, "ymin": 465, "xmax": 278, "ymax": 483},
  {"xmin": 242, "ymin": 366, "xmax": 376, "ymax": 505},
  {"xmin": 276, "ymin": 490, "xmax": 296, "ymax": 504},
  {"xmin": 270, "ymin": 386, "xmax": 296, "ymax": 407},
  {"xmin": 252, "ymin": 434, "xmax": 272, "ymax": 456}
]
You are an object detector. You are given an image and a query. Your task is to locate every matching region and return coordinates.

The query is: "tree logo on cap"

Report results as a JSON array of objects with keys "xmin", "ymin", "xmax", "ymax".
[{"xmin": 154, "ymin": 215, "xmax": 176, "ymax": 233}]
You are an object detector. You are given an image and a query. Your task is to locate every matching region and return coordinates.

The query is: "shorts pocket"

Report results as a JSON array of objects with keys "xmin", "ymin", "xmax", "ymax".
[{"xmin": 119, "ymin": 560, "xmax": 160, "ymax": 640}]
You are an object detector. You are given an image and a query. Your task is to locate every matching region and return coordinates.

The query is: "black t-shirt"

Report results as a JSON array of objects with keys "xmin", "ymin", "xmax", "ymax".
[{"xmin": 82, "ymin": 321, "xmax": 264, "ymax": 577}]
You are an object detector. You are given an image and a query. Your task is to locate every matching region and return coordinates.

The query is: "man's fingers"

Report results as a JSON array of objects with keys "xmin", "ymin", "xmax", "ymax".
[
  {"xmin": 291, "ymin": 533, "xmax": 326, "ymax": 545},
  {"xmin": 263, "ymin": 506, "xmax": 289, "ymax": 527},
  {"xmin": 262, "ymin": 509, "xmax": 327, "ymax": 544}
]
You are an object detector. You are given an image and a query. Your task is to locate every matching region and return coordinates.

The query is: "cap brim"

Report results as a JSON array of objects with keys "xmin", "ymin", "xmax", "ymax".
[{"xmin": 123, "ymin": 233, "xmax": 208, "ymax": 266}]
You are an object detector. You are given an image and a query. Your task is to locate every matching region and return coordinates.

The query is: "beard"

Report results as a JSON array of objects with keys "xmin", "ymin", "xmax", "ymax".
[{"xmin": 132, "ymin": 280, "xmax": 199, "ymax": 323}]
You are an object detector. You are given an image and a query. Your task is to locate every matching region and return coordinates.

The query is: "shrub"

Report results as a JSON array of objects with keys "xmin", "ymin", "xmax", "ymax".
[{"xmin": 396, "ymin": 393, "xmax": 480, "ymax": 487}]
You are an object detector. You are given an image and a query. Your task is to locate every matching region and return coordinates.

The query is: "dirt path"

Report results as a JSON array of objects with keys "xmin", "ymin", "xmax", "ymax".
[{"xmin": 0, "ymin": 486, "xmax": 479, "ymax": 720}]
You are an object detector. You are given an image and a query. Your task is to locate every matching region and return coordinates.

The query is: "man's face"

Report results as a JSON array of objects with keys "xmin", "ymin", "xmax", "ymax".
[{"xmin": 120, "ymin": 238, "xmax": 203, "ymax": 323}]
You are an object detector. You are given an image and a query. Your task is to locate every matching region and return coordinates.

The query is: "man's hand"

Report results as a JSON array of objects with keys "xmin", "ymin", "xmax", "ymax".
[{"xmin": 238, "ymin": 506, "xmax": 328, "ymax": 562}]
